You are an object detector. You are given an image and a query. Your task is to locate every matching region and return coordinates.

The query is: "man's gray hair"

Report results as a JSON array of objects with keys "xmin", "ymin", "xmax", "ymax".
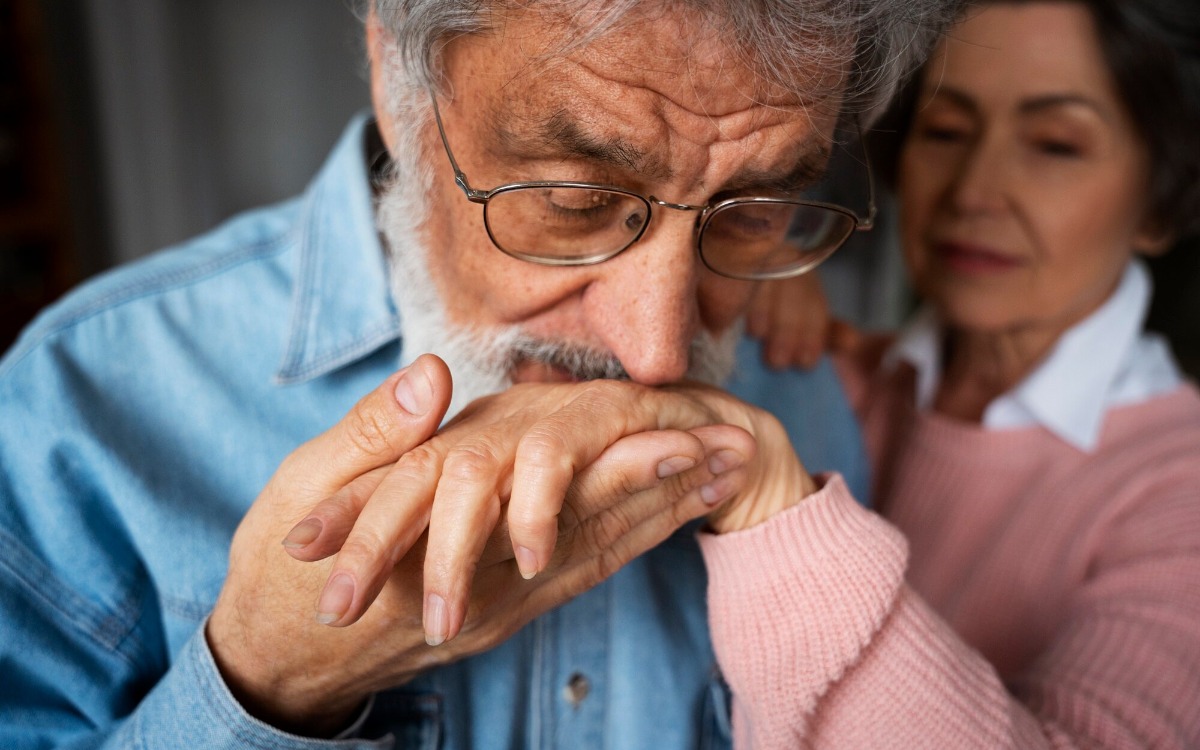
[{"xmin": 361, "ymin": 0, "xmax": 965, "ymax": 122}]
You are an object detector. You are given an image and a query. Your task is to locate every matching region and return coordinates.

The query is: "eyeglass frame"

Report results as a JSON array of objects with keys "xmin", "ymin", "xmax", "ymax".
[{"xmin": 428, "ymin": 89, "xmax": 877, "ymax": 281}]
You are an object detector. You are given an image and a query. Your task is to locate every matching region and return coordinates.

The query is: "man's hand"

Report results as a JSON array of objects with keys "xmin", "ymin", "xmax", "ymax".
[
  {"xmin": 205, "ymin": 355, "xmax": 764, "ymax": 737},
  {"xmin": 207, "ymin": 355, "xmax": 453, "ymax": 735},
  {"xmin": 284, "ymin": 375, "xmax": 816, "ymax": 648}
]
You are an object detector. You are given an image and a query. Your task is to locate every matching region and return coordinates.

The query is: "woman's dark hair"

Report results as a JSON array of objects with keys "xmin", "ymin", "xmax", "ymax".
[{"xmin": 873, "ymin": 0, "xmax": 1200, "ymax": 240}]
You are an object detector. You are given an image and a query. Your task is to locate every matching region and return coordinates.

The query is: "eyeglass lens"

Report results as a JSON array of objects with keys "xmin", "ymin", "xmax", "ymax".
[
  {"xmin": 485, "ymin": 186, "xmax": 647, "ymax": 265},
  {"xmin": 483, "ymin": 185, "xmax": 855, "ymax": 278},
  {"xmin": 701, "ymin": 201, "xmax": 856, "ymax": 279}
]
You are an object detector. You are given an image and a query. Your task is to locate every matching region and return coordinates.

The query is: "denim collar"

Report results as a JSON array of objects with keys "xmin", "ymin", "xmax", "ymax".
[{"xmin": 274, "ymin": 113, "xmax": 401, "ymax": 385}]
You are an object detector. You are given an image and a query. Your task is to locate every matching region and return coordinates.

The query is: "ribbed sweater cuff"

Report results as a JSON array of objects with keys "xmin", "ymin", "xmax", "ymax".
[{"xmin": 697, "ymin": 473, "xmax": 908, "ymax": 733}]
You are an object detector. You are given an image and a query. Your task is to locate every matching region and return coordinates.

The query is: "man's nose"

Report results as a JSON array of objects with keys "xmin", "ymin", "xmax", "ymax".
[{"xmin": 581, "ymin": 212, "xmax": 701, "ymax": 385}]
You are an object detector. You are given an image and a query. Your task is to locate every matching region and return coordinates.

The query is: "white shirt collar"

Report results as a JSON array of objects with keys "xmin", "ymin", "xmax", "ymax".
[{"xmin": 884, "ymin": 260, "xmax": 1182, "ymax": 451}]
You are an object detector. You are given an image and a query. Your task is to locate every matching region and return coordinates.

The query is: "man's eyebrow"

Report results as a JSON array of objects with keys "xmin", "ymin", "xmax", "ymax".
[
  {"xmin": 497, "ymin": 109, "xmax": 675, "ymax": 181},
  {"xmin": 721, "ymin": 146, "xmax": 831, "ymax": 195}
]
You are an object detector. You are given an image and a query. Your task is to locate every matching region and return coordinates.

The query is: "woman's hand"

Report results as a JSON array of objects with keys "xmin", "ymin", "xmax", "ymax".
[{"xmin": 746, "ymin": 272, "xmax": 862, "ymax": 370}]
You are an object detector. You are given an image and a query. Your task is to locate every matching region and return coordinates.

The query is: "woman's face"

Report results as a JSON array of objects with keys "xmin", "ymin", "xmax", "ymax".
[{"xmin": 898, "ymin": 2, "xmax": 1163, "ymax": 336}]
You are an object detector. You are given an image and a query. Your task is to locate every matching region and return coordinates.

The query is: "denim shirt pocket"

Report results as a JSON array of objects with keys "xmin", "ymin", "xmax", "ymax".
[
  {"xmin": 364, "ymin": 691, "xmax": 442, "ymax": 749},
  {"xmin": 701, "ymin": 668, "xmax": 734, "ymax": 750}
]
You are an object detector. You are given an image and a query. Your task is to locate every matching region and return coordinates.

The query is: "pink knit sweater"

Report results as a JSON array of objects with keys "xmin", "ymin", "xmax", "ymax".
[{"xmin": 699, "ymin": 355, "xmax": 1200, "ymax": 748}]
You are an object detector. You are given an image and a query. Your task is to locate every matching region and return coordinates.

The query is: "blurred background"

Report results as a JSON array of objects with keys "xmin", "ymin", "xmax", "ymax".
[
  {"xmin": 2, "ymin": 0, "xmax": 1198, "ymax": 376},
  {"xmin": 1, "ymin": 0, "xmax": 368, "ymax": 350}
]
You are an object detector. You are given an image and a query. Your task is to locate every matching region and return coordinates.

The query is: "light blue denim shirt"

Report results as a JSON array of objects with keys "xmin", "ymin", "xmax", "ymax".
[{"xmin": 0, "ymin": 114, "xmax": 869, "ymax": 749}]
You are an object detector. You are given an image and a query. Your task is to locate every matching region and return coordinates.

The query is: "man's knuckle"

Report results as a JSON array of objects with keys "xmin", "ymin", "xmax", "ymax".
[
  {"xmin": 339, "ymin": 530, "xmax": 390, "ymax": 568},
  {"xmin": 661, "ymin": 466, "xmax": 703, "ymax": 497},
  {"xmin": 390, "ymin": 442, "xmax": 442, "ymax": 483},
  {"xmin": 581, "ymin": 505, "xmax": 634, "ymax": 551},
  {"xmin": 579, "ymin": 379, "xmax": 638, "ymax": 410},
  {"xmin": 442, "ymin": 443, "xmax": 502, "ymax": 484},
  {"xmin": 507, "ymin": 503, "xmax": 550, "ymax": 534},
  {"xmin": 588, "ymin": 545, "xmax": 625, "ymax": 584},
  {"xmin": 342, "ymin": 410, "xmax": 398, "ymax": 458},
  {"xmin": 587, "ymin": 466, "xmax": 645, "ymax": 503},
  {"xmin": 516, "ymin": 429, "xmax": 572, "ymax": 471}
]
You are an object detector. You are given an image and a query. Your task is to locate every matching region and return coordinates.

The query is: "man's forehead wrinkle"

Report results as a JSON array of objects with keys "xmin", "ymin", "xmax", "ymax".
[
  {"xmin": 580, "ymin": 15, "xmax": 842, "ymax": 112},
  {"xmin": 458, "ymin": 9, "xmax": 844, "ymax": 201},
  {"xmin": 490, "ymin": 98, "xmax": 675, "ymax": 182},
  {"xmin": 567, "ymin": 50, "xmax": 823, "ymax": 149}
]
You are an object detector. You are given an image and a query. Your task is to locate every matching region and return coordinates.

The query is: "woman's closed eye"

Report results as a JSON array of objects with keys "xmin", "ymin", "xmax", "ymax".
[
  {"xmin": 917, "ymin": 123, "xmax": 972, "ymax": 143},
  {"xmin": 1032, "ymin": 138, "xmax": 1084, "ymax": 158}
]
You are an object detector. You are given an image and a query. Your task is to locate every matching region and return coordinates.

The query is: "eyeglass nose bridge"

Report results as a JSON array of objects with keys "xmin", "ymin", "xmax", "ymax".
[{"xmin": 647, "ymin": 196, "xmax": 708, "ymax": 213}]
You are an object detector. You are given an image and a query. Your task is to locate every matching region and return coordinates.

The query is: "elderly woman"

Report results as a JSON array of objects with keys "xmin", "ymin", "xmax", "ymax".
[{"xmin": 740, "ymin": 0, "xmax": 1200, "ymax": 746}]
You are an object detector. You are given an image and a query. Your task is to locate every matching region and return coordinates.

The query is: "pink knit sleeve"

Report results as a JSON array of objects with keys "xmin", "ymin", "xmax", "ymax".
[
  {"xmin": 697, "ymin": 473, "xmax": 928, "ymax": 746},
  {"xmin": 698, "ymin": 473, "xmax": 1200, "ymax": 749}
]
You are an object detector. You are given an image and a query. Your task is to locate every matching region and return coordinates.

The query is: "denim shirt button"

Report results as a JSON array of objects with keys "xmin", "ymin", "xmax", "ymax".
[{"xmin": 563, "ymin": 672, "xmax": 591, "ymax": 708}]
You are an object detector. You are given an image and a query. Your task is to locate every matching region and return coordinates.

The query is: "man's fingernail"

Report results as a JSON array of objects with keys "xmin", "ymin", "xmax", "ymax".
[
  {"xmin": 394, "ymin": 366, "xmax": 432, "ymax": 416},
  {"xmin": 657, "ymin": 455, "xmax": 698, "ymax": 479},
  {"xmin": 707, "ymin": 450, "xmax": 745, "ymax": 475},
  {"xmin": 700, "ymin": 475, "xmax": 736, "ymax": 506},
  {"xmin": 316, "ymin": 573, "xmax": 355, "ymax": 625},
  {"xmin": 282, "ymin": 517, "xmax": 323, "ymax": 549},
  {"xmin": 514, "ymin": 546, "xmax": 539, "ymax": 580},
  {"xmin": 424, "ymin": 593, "xmax": 449, "ymax": 646}
]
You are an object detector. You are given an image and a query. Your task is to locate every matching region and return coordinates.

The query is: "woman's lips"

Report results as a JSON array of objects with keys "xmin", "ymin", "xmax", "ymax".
[{"xmin": 935, "ymin": 241, "xmax": 1023, "ymax": 274}]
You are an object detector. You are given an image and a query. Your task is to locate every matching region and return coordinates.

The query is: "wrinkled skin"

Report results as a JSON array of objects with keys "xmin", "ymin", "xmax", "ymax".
[{"xmin": 206, "ymin": 6, "xmax": 833, "ymax": 736}]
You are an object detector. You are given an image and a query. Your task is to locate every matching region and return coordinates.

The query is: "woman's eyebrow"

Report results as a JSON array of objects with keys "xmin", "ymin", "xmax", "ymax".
[
  {"xmin": 923, "ymin": 85, "xmax": 1112, "ymax": 123},
  {"xmin": 920, "ymin": 86, "xmax": 978, "ymax": 114},
  {"xmin": 1018, "ymin": 94, "xmax": 1113, "ymax": 122}
]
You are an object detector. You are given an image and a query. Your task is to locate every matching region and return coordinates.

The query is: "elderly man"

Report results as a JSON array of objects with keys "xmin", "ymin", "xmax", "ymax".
[{"xmin": 0, "ymin": 1, "xmax": 959, "ymax": 748}]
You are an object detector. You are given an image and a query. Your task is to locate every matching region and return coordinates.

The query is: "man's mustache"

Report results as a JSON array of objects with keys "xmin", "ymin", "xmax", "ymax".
[{"xmin": 505, "ymin": 337, "xmax": 629, "ymax": 382}]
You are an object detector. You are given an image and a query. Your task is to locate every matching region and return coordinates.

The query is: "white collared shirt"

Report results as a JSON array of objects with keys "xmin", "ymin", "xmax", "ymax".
[{"xmin": 884, "ymin": 260, "xmax": 1183, "ymax": 452}]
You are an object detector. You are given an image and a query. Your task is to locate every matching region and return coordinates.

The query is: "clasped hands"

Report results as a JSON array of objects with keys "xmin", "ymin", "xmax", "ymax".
[{"xmin": 207, "ymin": 354, "xmax": 814, "ymax": 735}]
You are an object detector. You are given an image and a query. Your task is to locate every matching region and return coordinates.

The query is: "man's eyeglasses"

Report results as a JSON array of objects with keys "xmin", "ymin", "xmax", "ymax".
[{"xmin": 430, "ymin": 92, "xmax": 875, "ymax": 281}]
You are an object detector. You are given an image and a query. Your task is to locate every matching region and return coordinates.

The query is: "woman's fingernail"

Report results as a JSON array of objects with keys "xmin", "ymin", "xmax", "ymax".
[
  {"xmin": 514, "ymin": 546, "xmax": 540, "ymax": 580},
  {"xmin": 394, "ymin": 366, "xmax": 432, "ymax": 416},
  {"xmin": 707, "ymin": 449, "xmax": 745, "ymax": 475},
  {"xmin": 282, "ymin": 517, "xmax": 323, "ymax": 549},
  {"xmin": 768, "ymin": 346, "xmax": 788, "ymax": 369},
  {"xmin": 700, "ymin": 475, "xmax": 737, "ymax": 506},
  {"xmin": 657, "ymin": 455, "xmax": 698, "ymax": 479},
  {"xmin": 316, "ymin": 573, "xmax": 355, "ymax": 625},
  {"xmin": 424, "ymin": 593, "xmax": 449, "ymax": 646}
]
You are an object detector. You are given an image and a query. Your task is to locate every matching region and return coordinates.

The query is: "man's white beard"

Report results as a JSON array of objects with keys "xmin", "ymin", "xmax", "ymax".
[{"xmin": 377, "ymin": 178, "xmax": 739, "ymax": 420}]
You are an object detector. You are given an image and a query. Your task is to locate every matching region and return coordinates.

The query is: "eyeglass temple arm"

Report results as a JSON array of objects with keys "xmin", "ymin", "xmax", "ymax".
[
  {"xmin": 854, "ymin": 118, "xmax": 877, "ymax": 231},
  {"xmin": 429, "ymin": 89, "xmax": 490, "ymax": 203}
]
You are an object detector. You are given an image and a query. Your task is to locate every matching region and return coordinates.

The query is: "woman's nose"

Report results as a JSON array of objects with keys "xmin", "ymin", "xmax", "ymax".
[{"xmin": 947, "ymin": 137, "xmax": 1011, "ymax": 216}]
